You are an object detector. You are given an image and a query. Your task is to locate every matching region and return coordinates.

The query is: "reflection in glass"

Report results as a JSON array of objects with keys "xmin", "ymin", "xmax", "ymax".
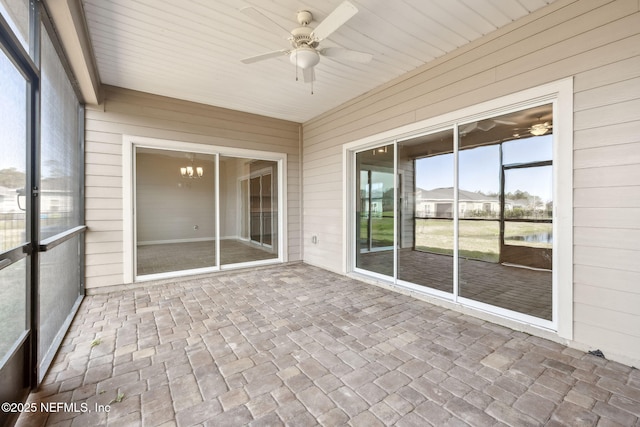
[
  {"xmin": 356, "ymin": 144, "xmax": 394, "ymax": 277},
  {"xmin": 136, "ymin": 149, "xmax": 217, "ymax": 275},
  {"xmin": 397, "ymin": 130, "xmax": 454, "ymax": 292},
  {"xmin": 457, "ymin": 105, "xmax": 553, "ymax": 320},
  {"xmin": 0, "ymin": 259, "xmax": 26, "ymax": 359},
  {"xmin": 220, "ymin": 156, "xmax": 278, "ymax": 266},
  {"xmin": 502, "ymin": 165, "xmax": 553, "ymax": 270},
  {"xmin": 0, "ymin": 49, "xmax": 27, "ymax": 252},
  {"xmin": 458, "ymin": 144, "xmax": 501, "ymax": 263}
]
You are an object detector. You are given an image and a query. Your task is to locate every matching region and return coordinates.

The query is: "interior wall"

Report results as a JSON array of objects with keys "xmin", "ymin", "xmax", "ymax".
[
  {"xmin": 302, "ymin": 0, "xmax": 640, "ymax": 366},
  {"xmin": 135, "ymin": 152, "xmax": 216, "ymax": 244},
  {"xmin": 85, "ymin": 86, "xmax": 301, "ymax": 288}
]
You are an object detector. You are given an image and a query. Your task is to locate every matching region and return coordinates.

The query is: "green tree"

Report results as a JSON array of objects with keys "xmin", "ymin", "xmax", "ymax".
[{"xmin": 0, "ymin": 167, "xmax": 25, "ymax": 188}]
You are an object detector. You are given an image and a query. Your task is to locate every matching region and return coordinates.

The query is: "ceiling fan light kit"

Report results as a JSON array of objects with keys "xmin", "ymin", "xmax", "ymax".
[
  {"xmin": 290, "ymin": 46, "xmax": 319, "ymax": 69},
  {"xmin": 240, "ymin": 1, "xmax": 371, "ymax": 89},
  {"xmin": 530, "ymin": 122, "xmax": 551, "ymax": 136}
]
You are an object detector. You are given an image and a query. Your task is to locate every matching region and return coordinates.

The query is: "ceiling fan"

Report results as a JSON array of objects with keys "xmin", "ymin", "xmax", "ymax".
[{"xmin": 240, "ymin": 1, "xmax": 373, "ymax": 84}]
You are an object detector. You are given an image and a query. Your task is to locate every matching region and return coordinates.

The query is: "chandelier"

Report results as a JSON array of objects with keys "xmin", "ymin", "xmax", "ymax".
[{"xmin": 180, "ymin": 165, "xmax": 203, "ymax": 178}]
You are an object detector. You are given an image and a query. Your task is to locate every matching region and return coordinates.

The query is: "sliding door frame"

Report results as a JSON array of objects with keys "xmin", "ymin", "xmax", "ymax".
[
  {"xmin": 122, "ymin": 135, "xmax": 287, "ymax": 284},
  {"xmin": 344, "ymin": 79, "xmax": 573, "ymax": 339}
]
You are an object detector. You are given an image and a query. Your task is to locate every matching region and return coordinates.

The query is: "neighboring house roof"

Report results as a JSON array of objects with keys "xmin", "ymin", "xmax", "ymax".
[{"xmin": 417, "ymin": 187, "xmax": 498, "ymax": 202}]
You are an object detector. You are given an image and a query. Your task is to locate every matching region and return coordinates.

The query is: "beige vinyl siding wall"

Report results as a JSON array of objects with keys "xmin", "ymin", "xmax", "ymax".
[
  {"xmin": 85, "ymin": 86, "xmax": 301, "ymax": 288},
  {"xmin": 302, "ymin": 0, "xmax": 640, "ymax": 365}
]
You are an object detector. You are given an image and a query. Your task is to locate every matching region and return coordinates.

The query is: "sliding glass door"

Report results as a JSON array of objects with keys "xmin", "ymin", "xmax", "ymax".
[
  {"xmin": 0, "ymin": 44, "xmax": 31, "ymax": 419},
  {"xmin": 397, "ymin": 130, "xmax": 454, "ymax": 294},
  {"xmin": 457, "ymin": 107, "xmax": 553, "ymax": 320},
  {"xmin": 355, "ymin": 144, "xmax": 394, "ymax": 277},
  {"xmin": 352, "ymin": 103, "xmax": 555, "ymax": 325},
  {"xmin": 133, "ymin": 146, "xmax": 282, "ymax": 280},
  {"xmin": 220, "ymin": 156, "xmax": 278, "ymax": 266},
  {"xmin": 135, "ymin": 148, "xmax": 217, "ymax": 276}
]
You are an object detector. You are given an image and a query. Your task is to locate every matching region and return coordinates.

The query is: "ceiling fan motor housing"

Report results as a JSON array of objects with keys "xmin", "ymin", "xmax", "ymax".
[{"xmin": 290, "ymin": 26, "xmax": 317, "ymax": 48}]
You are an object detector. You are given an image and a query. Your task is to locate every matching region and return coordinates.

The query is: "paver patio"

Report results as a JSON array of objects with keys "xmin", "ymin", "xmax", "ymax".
[{"xmin": 16, "ymin": 263, "xmax": 640, "ymax": 426}]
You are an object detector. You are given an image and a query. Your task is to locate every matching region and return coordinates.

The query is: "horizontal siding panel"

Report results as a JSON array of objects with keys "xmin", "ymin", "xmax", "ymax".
[
  {"xmin": 90, "ymin": 100, "xmax": 300, "ymax": 141},
  {"xmin": 574, "ymin": 245, "xmax": 640, "ymax": 272},
  {"xmin": 494, "ymin": 3, "xmax": 640, "ymax": 81},
  {"xmin": 86, "ymin": 152, "xmax": 121, "ymax": 166},
  {"xmin": 574, "ymin": 265, "xmax": 640, "ymax": 293},
  {"xmin": 84, "ymin": 241, "xmax": 122, "ymax": 255},
  {"xmin": 573, "ymin": 321, "xmax": 640, "ymax": 360},
  {"xmin": 86, "ymin": 186, "xmax": 122, "ymax": 199},
  {"xmin": 574, "ymin": 226, "xmax": 640, "ymax": 251},
  {"xmin": 85, "ymin": 141, "xmax": 123, "ymax": 155},
  {"xmin": 85, "ymin": 130, "xmax": 123, "ymax": 145},
  {"xmin": 574, "ymin": 121, "xmax": 640, "ymax": 150},
  {"xmin": 86, "ymin": 209, "xmax": 122, "ymax": 221},
  {"xmin": 86, "ymin": 118, "xmax": 298, "ymax": 154},
  {"xmin": 574, "ymin": 99, "xmax": 640, "ymax": 131},
  {"xmin": 85, "ymin": 164, "xmax": 122, "ymax": 177},
  {"xmin": 574, "ymin": 164, "xmax": 640, "ymax": 188},
  {"xmin": 574, "ymin": 207, "xmax": 640, "ymax": 229},
  {"xmin": 85, "ymin": 175, "xmax": 122, "ymax": 188},
  {"xmin": 85, "ymin": 198, "xmax": 123, "ymax": 210},
  {"xmin": 86, "ymin": 253, "xmax": 122, "ymax": 266},
  {"xmin": 574, "ymin": 186, "xmax": 640, "ymax": 208},
  {"xmin": 574, "ymin": 142, "xmax": 640, "ymax": 169},
  {"xmin": 574, "ymin": 77, "xmax": 640, "ymax": 112},
  {"xmin": 84, "ymin": 230, "xmax": 123, "ymax": 243},
  {"xmin": 103, "ymin": 86, "xmax": 301, "ymax": 131},
  {"xmin": 574, "ymin": 283, "xmax": 640, "ymax": 315},
  {"xmin": 85, "ymin": 275, "xmax": 124, "ymax": 288},
  {"xmin": 574, "ymin": 304, "xmax": 640, "ymax": 338},
  {"xmin": 86, "ymin": 263, "xmax": 123, "ymax": 278},
  {"xmin": 574, "ymin": 55, "xmax": 640, "ymax": 92},
  {"xmin": 85, "ymin": 220, "xmax": 123, "ymax": 231}
]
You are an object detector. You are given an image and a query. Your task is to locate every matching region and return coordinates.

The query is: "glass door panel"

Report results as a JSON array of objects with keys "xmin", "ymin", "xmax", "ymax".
[
  {"xmin": 457, "ymin": 106, "xmax": 553, "ymax": 321},
  {"xmin": 0, "ymin": 49, "xmax": 27, "ymax": 253},
  {"xmin": 397, "ymin": 130, "xmax": 454, "ymax": 293},
  {"xmin": 220, "ymin": 156, "xmax": 278, "ymax": 266},
  {"xmin": 0, "ymin": 259, "xmax": 27, "ymax": 363},
  {"xmin": 355, "ymin": 144, "xmax": 394, "ymax": 277},
  {"xmin": 135, "ymin": 148, "xmax": 217, "ymax": 275},
  {"xmin": 0, "ymin": 45, "xmax": 30, "ymax": 419},
  {"xmin": 503, "ymin": 165, "xmax": 553, "ymax": 270}
]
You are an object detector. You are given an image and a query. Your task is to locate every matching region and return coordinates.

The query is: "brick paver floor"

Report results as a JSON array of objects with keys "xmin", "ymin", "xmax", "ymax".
[{"xmin": 16, "ymin": 263, "xmax": 640, "ymax": 426}]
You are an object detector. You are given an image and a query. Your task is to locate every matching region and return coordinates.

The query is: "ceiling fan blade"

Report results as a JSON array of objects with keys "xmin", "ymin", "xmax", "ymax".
[
  {"xmin": 303, "ymin": 67, "xmax": 315, "ymax": 83},
  {"xmin": 240, "ymin": 7, "xmax": 292, "ymax": 39},
  {"xmin": 311, "ymin": 1, "xmax": 358, "ymax": 42},
  {"xmin": 241, "ymin": 49, "xmax": 289, "ymax": 64},
  {"xmin": 319, "ymin": 47, "xmax": 372, "ymax": 63},
  {"xmin": 493, "ymin": 119, "xmax": 517, "ymax": 125}
]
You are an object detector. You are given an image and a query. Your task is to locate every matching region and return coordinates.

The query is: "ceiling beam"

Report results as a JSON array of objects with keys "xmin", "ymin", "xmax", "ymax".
[{"xmin": 43, "ymin": 0, "xmax": 101, "ymax": 105}]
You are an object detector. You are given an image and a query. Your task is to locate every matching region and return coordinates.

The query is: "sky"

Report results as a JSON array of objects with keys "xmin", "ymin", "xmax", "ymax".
[{"xmin": 416, "ymin": 135, "xmax": 553, "ymax": 203}]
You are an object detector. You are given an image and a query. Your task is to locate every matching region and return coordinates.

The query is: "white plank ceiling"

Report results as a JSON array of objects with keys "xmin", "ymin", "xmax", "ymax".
[{"xmin": 80, "ymin": 0, "xmax": 556, "ymax": 123}]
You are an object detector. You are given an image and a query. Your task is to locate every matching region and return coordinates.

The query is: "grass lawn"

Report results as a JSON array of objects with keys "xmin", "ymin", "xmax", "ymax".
[{"xmin": 361, "ymin": 216, "xmax": 552, "ymax": 262}]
